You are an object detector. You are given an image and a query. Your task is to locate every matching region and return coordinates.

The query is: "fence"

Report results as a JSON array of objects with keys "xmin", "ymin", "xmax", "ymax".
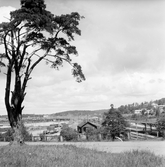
[
  {"xmin": 129, "ymin": 131, "xmax": 160, "ymax": 140},
  {"xmin": 32, "ymin": 135, "xmax": 64, "ymax": 142}
]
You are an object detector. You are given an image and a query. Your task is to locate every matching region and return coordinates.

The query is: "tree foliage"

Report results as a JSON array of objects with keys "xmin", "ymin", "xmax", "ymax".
[
  {"xmin": 157, "ymin": 116, "xmax": 165, "ymax": 131},
  {"xmin": 118, "ymin": 98, "xmax": 165, "ymax": 115},
  {"xmin": 102, "ymin": 105, "xmax": 128, "ymax": 141},
  {"xmin": 60, "ymin": 125, "xmax": 78, "ymax": 141},
  {"xmin": 0, "ymin": 122, "xmax": 32, "ymax": 142},
  {"xmin": 0, "ymin": 0, "xmax": 85, "ymax": 144},
  {"xmin": 85, "ymin": 127, "xmax": 101, "ymax": 141}
]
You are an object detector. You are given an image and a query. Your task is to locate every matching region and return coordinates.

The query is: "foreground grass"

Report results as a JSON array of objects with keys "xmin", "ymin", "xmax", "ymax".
[{"xmin": 0, "ymin": 145, "xmax": 164, "ymax": 167}]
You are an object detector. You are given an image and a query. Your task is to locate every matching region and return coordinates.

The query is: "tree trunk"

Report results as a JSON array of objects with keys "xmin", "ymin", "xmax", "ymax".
[
  {"xmin": 8, "ymin": 108, "xmax": 24, "ymax": 145},
  {"xmin": 5, "ymin": 77, "xmax": 25, "ymax": 145},
  {"xmin": 112, "ymin": 134, "xmax": 115, "ymax": 141}
]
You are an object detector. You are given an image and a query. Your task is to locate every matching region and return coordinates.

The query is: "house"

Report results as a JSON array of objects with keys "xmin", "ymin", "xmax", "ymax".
[
  {"xmin": 151, "ymin": 103, "xmax": 158, "ymax": 108},
  {"xmin": 158, "ymin": 105, "xmax": 165, "ymax": 114},
  {"xmin": 134, "ymin": 109, "xmax": 142, "ymax": 115},
  {"xmin": 77, "ymin": 121, "xmax": 100, "ymax": 133},
  {"xmin": 134, "ymin": 108, "xmax": 153, "ymax": 115}
]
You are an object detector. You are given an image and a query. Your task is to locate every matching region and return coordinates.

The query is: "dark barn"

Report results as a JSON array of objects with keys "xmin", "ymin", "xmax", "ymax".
[{"xmin": 77, "ymin": 121, "xmax": 98, "ymax": 133}]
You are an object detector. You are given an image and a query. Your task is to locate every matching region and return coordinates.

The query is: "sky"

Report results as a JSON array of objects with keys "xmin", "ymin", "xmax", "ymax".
[{"xmin": 0, "ymin": 0, "xmax": 165, "ymax": 115}]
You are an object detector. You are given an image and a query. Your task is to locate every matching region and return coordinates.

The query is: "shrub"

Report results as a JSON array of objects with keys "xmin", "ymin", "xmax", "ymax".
[
  {"xmin": 86, "ymin": 127, "xmax": 101, "ymax": 141},
  {"xmin": 20, "ymin": 123, "xmax": 32, "ymax": 141},
  {"xmin": 4, "ymin": 129, "xmax": 13, "ymax": 141},
  {"xmin": 39, "ymin": 133, "xmax": 45, "ymax": 141},
  {"xmin": 1, "ymin": 122, "xmax": 32, "ymax": 142},
  {"xmin": 0, "ymin": 133, "xmax": 5, "ymax": 141},
  {"xmin": 157, "ymin": 116, "xmax": 165, "ymax": 138},
  {"xmin": 60, "ymin": 126, "xmax": 78, "ymax": 141}
]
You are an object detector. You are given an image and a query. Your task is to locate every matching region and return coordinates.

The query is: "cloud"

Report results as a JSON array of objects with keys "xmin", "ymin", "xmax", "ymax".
[
  {"xmin": 0, "ymin": 6, "xmax": 16, "ymax": 76},
  {"xmin": 158, "ymin": 78, "xmax": 165, "ymax": 84},
  {"xmin": 149, "ymin": 79, "xmax": 155, "ymax": 84},
  {"xmin": 0, "ymin": 6, "xmax": 15, "ymax": 23},
  {"xmin": 1, "ymin": 1, "xmax": 165, "ymax": 115}
]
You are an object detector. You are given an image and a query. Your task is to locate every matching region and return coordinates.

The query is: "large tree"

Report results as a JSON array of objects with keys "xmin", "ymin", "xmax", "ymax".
[
  {"xmin": 0, "ymin": 0, "xmax": 85, "ymax": 144},
  {"xmin": 102, "ymin": 104, "xmax": 128, "ymax": 141}
]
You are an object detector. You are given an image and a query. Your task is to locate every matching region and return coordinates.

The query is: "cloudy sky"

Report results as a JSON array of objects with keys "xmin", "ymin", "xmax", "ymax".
[{"xmin": 0, "ymin": 0, "xmax": 165, "ymax": 115}]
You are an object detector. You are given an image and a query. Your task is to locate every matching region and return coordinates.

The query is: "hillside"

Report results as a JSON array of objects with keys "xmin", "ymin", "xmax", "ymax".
[
  {"xmin": 118, "ymin": 97, "xmax": 165, "ymax": 114},
  {"xmin": 50, "ymin": 109, "xmax": 108, "ymax": 118},
  {"xmin": 1, "ymin": 97, "xmax": 165, "ymax": 119},
  {"xmin": 51, "ymin": 98, "xmax": 165, "ymax": 117}
]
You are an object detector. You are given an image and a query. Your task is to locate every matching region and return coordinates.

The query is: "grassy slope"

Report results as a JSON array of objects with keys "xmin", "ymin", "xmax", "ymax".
[{"xmin": 0, "ymin": 145, "xmax": 164, "ymax": 167}]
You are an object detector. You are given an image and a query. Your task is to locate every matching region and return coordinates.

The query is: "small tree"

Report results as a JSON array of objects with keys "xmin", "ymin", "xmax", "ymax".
[
  {"xmin": 0, "ymin": 0, "xmax": 85, "ymax": 144},
  {"xmin": 102, "ymin": 104, "xmax": 128, "ymax": 141},
  {"xmin": 157, "ymin": 116, "xmax": 165, "ymax": 138},
  {"xmin": 60, "ymin": 126, "xmax": 78, "ymax": 141},
  {"xmin": 85, "ymin": 127, "xmax": 101, "ymax": 141},
  {"xmin": 155, "ymin": 107, "xmax": 160, "ymax": 117}
]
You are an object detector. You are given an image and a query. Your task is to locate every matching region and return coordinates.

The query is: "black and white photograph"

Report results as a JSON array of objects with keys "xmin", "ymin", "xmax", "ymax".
[{"xmin": 0, "ymin": 0, "xmax": 165, "ymax": 166}]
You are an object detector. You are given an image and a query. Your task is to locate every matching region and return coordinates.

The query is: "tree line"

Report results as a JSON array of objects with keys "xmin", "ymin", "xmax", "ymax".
[{"xmin": 117, "ymin": 98, "xmax": 165, "ymax": 114}]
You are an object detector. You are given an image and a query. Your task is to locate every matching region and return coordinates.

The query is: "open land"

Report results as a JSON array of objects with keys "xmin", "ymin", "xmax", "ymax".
[
  {"xmin": 0, "ymin": 144, "xmax": 164, "ymax": 167},
  {"xmin": 28, "ymin": 141, "xmax": 165, "ymax": 156},
  {"xmin": 0, "ymin": 141, "xmax": 165, "ymax": 156}
]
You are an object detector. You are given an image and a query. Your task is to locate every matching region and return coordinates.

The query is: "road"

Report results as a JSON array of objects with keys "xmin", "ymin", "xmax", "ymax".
[{"xmin": 1, "ymin": 141, "xmax": 165, "ymax": 156}]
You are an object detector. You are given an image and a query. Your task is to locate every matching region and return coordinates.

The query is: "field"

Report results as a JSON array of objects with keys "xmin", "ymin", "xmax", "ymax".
[
  {"xmin": 0, "ymin": 142, "xmax": 165, "ymax": 167},
  {"xmin": 25, "ymin": 141, "xmax": 165, "ymax": 156}
]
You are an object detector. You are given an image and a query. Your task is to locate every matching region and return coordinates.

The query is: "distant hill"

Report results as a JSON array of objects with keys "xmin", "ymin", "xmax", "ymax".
[
  {"xmin": 50, "ymin": 109, "xmax": 108, "ymax": 118},
  {"xmin": 0, "ymin": 110, "xmax": 108, "ymax": 119},
  {"xmin": 51, "ymin": 98, "xmax": 165, "ymax": 118},
  {"xmin": 1, "ymin": 97, "xmax": 165, "ymax": 119},
  {"xmin": 23, "ymin": 114, "xmax": 44, "ymax": 118}
]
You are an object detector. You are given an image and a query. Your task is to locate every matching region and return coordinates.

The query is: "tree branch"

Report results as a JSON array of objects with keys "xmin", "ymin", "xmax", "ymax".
[
  {"xmin": 22, "ymin": 58, "xmax": 31, "ymax": 93},
  {"xmin": 5, "ymin": 61, "xmax": 13, "ymax": 113},
  {"xmin": 47, "ymin": 53, "xmax": 72, "ymax": 65},
  {"xmin": 18, "ymin": 46, "xmax": 26, "ymax": 71},
  {"xmin": 28, "ymin": 47, "xmax": 42, "ymax": 59},
  {"xmin": 34, "ymin": 53, "xmax": 54, "ymax": 64},
  {"xmin": 3, "ymin": 33, "xmax": 11, "ymax": 61},
  {"xmin": 28, "ymin": 48, "xmax": 50, "ymax": 75}
]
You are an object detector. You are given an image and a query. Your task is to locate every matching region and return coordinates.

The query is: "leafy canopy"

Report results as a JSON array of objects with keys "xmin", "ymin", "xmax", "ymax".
[
  {"xmin": 0, "ymin": 0, "xmax": 85, "ymax": 83},
  {"xmin": 102, "ymin": 106, "xmax": 128, "ymax": 139},
  {"xmin": 157, "ymin": 116, "xmax": 165, "ymax": 131}
]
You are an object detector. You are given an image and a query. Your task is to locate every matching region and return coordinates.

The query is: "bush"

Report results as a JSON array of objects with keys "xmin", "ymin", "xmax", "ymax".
[
  {"xmin": 0, "ymin": 129, "xmax": 13, "ymax": 142},
  {"xmin": 20, "ymin": 123, "xmax": 32, "ymax": 141},
  {"xmin": 157, "ymin": 116, "xmax": 165, "ymax": 138},
  {"xmin": 86, "ymin": 127, "xmax": 101, "ymax": 141},
  {"xmin": 39, "ymin": 133, "xmax": 45, "ymax": 141},
  {"xmin": 4, "ymin": 129, "xmax": 14, "ymax": 141},
  {"xmin": 1, "ymin": 122, "xmax": 32, "ymax": 142},
  {"xmin": 60, "ymin": 126, "xmax": 78, "ymax": 141},
  {"xmin": 0, "ymin": 133, "xmax": 5, "ymax": 141}
]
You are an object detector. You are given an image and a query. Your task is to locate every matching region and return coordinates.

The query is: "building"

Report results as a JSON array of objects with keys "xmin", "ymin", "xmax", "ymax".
[
  {"xmin": 151, "ymin": 103, "xmax": 158, "ymax": 108},
  {"xmin": 77, "ymin": 121, "xmax": 100, "ymax": 133},
  {"xmin": 134, "ymin": 109, "xmax": 142, "ymax": 115}
]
